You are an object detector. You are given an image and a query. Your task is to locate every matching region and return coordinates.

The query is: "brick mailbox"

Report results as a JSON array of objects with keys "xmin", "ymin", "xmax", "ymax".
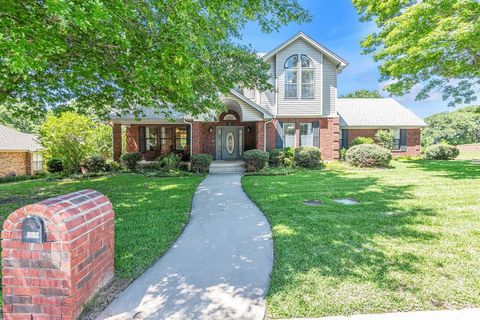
[{"xmin": 2, "ymin": 189, "xmax": 115, "ymax": 320}]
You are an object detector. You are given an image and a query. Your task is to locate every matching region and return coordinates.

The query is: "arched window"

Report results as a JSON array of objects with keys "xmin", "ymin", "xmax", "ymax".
[{"xmin": 284, "ymin": 54, "xmax": 315, "ymax": 98}]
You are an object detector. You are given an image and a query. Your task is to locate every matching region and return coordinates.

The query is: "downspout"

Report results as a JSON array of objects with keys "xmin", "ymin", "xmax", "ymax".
[{"xmin": 182, "ymin": 118, "xmax": 193, "ymax": 158}]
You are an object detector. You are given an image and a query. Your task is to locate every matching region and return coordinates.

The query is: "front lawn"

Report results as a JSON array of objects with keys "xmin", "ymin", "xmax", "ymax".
[
  {"xmin": 242, "ymin": 160, "xmax": 480, "ymax": 318},
  {"xmin": 0, "ymin": 174, "xmax": 203, "ymax": 304}
]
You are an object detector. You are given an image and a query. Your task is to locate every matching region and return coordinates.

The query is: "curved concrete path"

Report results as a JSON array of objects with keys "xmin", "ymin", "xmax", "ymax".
[{"xmin": 98, "ymin": 174, "xmax": 273, "ymax": 320}]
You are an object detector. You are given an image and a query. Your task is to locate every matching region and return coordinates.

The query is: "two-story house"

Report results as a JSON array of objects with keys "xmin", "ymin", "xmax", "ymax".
[{"xmin": 111, "ymin": 32, "xmax": 426, "ymax": 162}]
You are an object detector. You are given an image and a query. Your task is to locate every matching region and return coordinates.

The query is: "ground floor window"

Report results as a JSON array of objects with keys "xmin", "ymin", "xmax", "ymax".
[
  {"xmin": 283, "ymin": 123, "xmax": 296, "ymax": 148},
  {"xmin": 160, "ymin": 127, "xmax": 173, "ymax": 154},
  {"xmin": 138, "ymin": 125, "xmax": 190, "ymax": 158},
  {"xmin": 300, "ymin": 123, "xmax": 313, "ymax": 146},
  {"xmin": 33, "ymin": 153, "xmax": 43, "ymax": 172},
  {"xmin": 146, "ymin": 127, "xmax": 158, "ymax": 151},
  {"xmin": 175, "ymin": 127, "xmax": 188, "ymax": 153},
  {"xmin": 393, "ymin": 129, "xmax": 401, "ymax": 150}
]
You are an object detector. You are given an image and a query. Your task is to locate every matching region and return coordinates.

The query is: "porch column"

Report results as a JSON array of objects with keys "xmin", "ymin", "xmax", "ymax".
[
  {"xmin": 112, "ymin": 123, "xmax": 122, "ymax": 162},
  {"xmin": 255, "ymin": 121, "xmax": 265, "ymax": 151},
  {"xmin": 191, "ymin": 122, "xmax": 202, "ymax": 155}
]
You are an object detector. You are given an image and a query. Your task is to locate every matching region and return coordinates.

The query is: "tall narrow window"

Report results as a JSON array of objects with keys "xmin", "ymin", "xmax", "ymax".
[
  {"xmin": 139, "ymin": 126, "xmax": 146, "ymax": 153},
  {"xmin": 300, "ymin": 123, "xmax": 313, "ymax": 146},
  {"xmin": 160, "ymin": 127, "xmax": 173, "ymax": 154},
  {"xmin": 392, "ymin": 129, "xmax": 401, "ymax": 150},
  {"xmin": 283, "ymin": 123, "xmax": 296, "ymax": 148},
  {"xmin": 146, "ymin": 127, "xmax": 158, "ymax": 151},
  {"xmin": 284, "ymin": 55, "xmax": 298, "ymax": 98},
  {"xmin": 175, "ymin": 127, "xmax": 188, "ymax": 152},
  {"xmin": 33, "ymin": 153, "xmax": 44, "ymax": 172},
  {"xmin": 301, "ymin": 55, "xmax": 314, "ymax": 98}
]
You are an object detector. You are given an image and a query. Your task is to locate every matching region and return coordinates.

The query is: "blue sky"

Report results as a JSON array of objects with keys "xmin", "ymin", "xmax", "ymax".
[{"xmin": 236, "ymin": 0, "xmax": 454, "ymax": 119}]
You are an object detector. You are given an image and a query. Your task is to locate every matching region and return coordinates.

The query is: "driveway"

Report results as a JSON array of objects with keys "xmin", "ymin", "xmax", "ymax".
[{"xmin": 97, "ymin": 174, "xmax": 273, "ymax": 320}]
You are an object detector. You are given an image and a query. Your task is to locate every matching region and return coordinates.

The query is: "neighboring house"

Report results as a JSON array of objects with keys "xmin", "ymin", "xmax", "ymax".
[
  {"xmin": 111, "ymin": 32, "xmax": 426, "ymax": 161},
  {"xmin": 0, "ymin": 125, "xmax": 44, "ymax": 177}
]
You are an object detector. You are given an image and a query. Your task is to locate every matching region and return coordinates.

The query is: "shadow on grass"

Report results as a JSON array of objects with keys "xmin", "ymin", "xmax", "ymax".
[
  {"xmin": 244, "ymin": 169, "xmax": 439, "ymax": 308},
  {"xmin": 406, "ymin": 160, "xmax": 480, "ymax": 180}
]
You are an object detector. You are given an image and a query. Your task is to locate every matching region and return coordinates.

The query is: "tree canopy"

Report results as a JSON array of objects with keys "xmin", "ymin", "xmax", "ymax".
[
  {"xmin": 353, "ymin": 0, "xmax": 480, "ymax": 107},
  {"xmin": 340, "ymin": 89, "xmax": 383, "ymax": 98},
  {"xmin": 422, "ymin": 106, "xmax": 480, "ymax": 146},
  {"xmin": 1, "ymin": 1, "xmax": 310, "ymax": 118}
]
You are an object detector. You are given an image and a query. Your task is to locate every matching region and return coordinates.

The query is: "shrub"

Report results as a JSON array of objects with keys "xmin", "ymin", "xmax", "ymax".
[
  {"xmin": 350, "ymin": 136, "xmax": 374, "ymax": 146},
  {"xmin": 268, "ymin": 149, "xmax": 285, "ymax": 167},
  {"xmin": 47, "ymin": 158, "xmax": 63, "ymax": 173},
  {"xmin": 155, "ymin": 154, "xmax": 180, "ymax": 171},
  {"xmin": 106, "ymin": 160, "xmax": 123, "ymax": 172},
  {"xmin": 345, "ymin": 144, "xmax": 392, "ymax": 168},
  {"xmin": 293, "ymin": 146, "xmax": 322, "ymax": 168},
  {"xmin": 81, "ymin": 156, "xmax": 107, "ymax": 173},
  {"xmin": 121, "ymin": 152, "xmax": 143, "ymax": 171},
  {"xmin": 339, "ymin": 148, "xmax": 347, "ymax": 161},
  {"xmin": 243, "ymin": 149, "xmax": 269, "ymax": 172},
  {"xmin": 425, "ymin": 144, "xmax": 459, "ymax": 160},
  {"xmin": 375, "ymin": 129, "xmax": 395, "ymax": 150},
  {"xmin": 191, "ymin": 154, "xmax": 213, "ymax": 173}
]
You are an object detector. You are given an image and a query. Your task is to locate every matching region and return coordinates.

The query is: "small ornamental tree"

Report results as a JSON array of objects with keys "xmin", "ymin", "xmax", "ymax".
[{"xmin": 375, "ymin": 129, "xmax": 395, "ymax": 150}]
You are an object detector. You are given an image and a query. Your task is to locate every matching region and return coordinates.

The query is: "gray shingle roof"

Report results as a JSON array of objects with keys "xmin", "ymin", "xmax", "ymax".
[
  {"xmin": 337, "ymin": 98, "xmax": 427, "ymax": 128},
  {"xmin": 0, "ymin": 125, "xmax": 43, "ymax": 152}
]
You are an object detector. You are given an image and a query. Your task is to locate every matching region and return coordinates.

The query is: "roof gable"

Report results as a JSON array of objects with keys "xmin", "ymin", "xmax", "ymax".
[{"xmin": 262, "ymin": 32, "xmax": 348, "ymax": 71}]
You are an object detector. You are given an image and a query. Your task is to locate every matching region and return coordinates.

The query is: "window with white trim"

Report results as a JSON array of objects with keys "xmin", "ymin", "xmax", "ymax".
[
  {"xmin": 284, "ymin": 54, "xmax": 315, "ymax": 99},
  {"xmin": 33, "ymin": 152, "xmax": 43, "ymax": 172},
  {"xmin": 283, "ymin": 123, "xmax": 296, "ymax": 148},
  {"xmin": 300, "ymin": 123, "xmax": 313, "ymax": 146}
]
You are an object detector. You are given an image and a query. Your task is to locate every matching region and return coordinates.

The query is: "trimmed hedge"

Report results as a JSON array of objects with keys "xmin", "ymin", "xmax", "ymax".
[
  {"xmin": 345, "ymin": 144, "xmax": 392, "ymax": 168},
  {"xmin": 81, "ymin": 156, "xmax": 107, "ymax": 173},
  {"xmin": 425, "ymin": 144, "xmax": 459, "ymax": 160},
  {"xmin": 243, "ymin": 149, "xmax": 269, "ymax": 172},
  {"xmin": 155, "ymin": 154, "xmax": 180, "ymax": 171},
  {"xmin": 47, "ymin": 158, "xmax": 63, "ymax": 173},
  {"xmin": 191, "ymin": 154, "xmax": 213, "ymax": 173},
  {"xmin": 351, "ymin": 136, "xmax": 374, "ymax": 146},
  {"xmin": 120, "ymin": 152, "xmax": 143, "ymax": 171},
  {"xmin": 293, "ymin": 146, "xmax": 322, "ymax": 168}
]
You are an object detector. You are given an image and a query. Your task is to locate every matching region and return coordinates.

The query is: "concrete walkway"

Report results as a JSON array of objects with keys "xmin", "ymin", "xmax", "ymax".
[{"xmin": 97, "ymin": 174, "xmax": 273, "ymax": 320}]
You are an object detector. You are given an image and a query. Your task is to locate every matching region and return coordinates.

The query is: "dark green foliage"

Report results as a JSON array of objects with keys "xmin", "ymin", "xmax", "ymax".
[
  {"xmin": 191, "ymin": 154, "xmax": 213, "ymax": 173},
  {"xmin": 46, "ymin": 158, "xmax": 63, "ymax": 173},
  {"xmin": 106, "ymin": 160, "xmax": 123, "ymax": 172},
  {"xmin": 339, "ymin": 148, "xmax": 347, "ymax": 161},
  {"xmin": 351, "ymin": 136, "xmax": 375, "ymax": 146},
  {"xmin": 425, "ymin": 144, "xmax": 460, "ymax": 160},
  {"xmin": 268, "ymin": 149, "xmax": 285, "ymax": 167},
  {"xmin": 81, "ymin": 156, "xmax": 107, "ymax": 173},
  {"xmin": 120, "ymin": 152, "xmax": 143, "ymax": 171},
  {"xmin": 422, "ymin": 106, "xmax": 480, "ymax": 146},
  {"xmin": 243, "ymin": 149, "xmax": 269, "ymax": 172},
  {"xmin": 345, "ymin": 144, "xmax": 392, "ymax": 168},
  {"xmin": 375, "ymin": 129, "xmax": 395, "ymax": 150},
  {"xmin": 1, "ymin": 1, "xmax": 310, "ymax": 118},
  {"xmin": 155, "ymin": 154, "xmax": 180, "ymax": 172},
  {"xmin": 293, "ymin": 146, "xmax": 323, "ymax": 168},
  {"xmin": 340, "ymin": 89, "xmax": 383, "ymax": 98},
  {"xmin": 0, "ymin": 172, "xmax": 48, "ymax": 184}
]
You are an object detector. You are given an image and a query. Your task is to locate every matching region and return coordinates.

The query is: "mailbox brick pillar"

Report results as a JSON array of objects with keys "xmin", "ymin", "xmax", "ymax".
[{"xmin": 1, "ymin": 189, "xmax": 115, "ymax": 320}]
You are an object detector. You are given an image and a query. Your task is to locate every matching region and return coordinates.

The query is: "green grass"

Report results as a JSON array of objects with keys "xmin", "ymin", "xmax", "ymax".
[
  {"xmin": 243, "ymin": 160, "xmax": 480, "ymax": 318},
  {"xmin": 0, "ymin": 173, "xmax": 203, "ymax": 284}
]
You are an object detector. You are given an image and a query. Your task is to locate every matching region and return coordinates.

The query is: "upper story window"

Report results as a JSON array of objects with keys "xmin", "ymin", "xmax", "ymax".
[{"xmin": 284, "ymin": 54, "xmax": 314, "ymax": 99}]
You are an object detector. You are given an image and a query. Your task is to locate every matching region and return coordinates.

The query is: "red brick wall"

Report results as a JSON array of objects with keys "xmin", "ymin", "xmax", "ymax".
[
  {"xmin": 346, "ymin": 128, "xmax": 422, "ymax": 157},
  {"xmin": 0, "ymin": 152, "xmax": 30, "ymax": 177},
  {"xmin": 112, "ymin": 124, "xmax": 122, "ymax": 162},
  {"xmin": 2, "ymin": 190, "xmax": 115, "ymax": 320},
  {"xmin": 265, "ymin": 117, "xmax": 340, "ymax": 160}
]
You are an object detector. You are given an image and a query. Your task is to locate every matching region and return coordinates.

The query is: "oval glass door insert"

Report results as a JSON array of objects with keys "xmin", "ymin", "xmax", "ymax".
[{"xmin": 226, "ymin": 132, "xmax": 235, "ymax": 154}]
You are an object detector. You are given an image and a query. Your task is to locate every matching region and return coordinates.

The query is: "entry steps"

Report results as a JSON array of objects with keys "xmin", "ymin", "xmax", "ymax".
[{"xmin": 209, "ymin": 160, "xmax": 245, "ymax": 174}]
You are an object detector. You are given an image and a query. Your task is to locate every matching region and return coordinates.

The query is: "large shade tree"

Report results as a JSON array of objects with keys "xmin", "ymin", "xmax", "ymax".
[
  {"xmin": 0, "ymin": 1, "xmax": 310, "ymax": 118},
  {"xmin": 353, "ymin": 0, "xmax": 480, "ymax": 106},
  {"xmin": 340, "ymin": 89, "xmax": 383, "ymax": 98}
]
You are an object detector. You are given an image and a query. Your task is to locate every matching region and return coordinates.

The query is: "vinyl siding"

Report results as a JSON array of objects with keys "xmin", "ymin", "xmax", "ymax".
[
  {"xmin": 322, "ymin": 57, "xmax": 337, "ymax": 116},
  {"xmin": 259, "ymin": 57, "xmax": 276, "ymax": 114},
  {"xmin": 222, "ymin": 94, "xmax": 264, "ymax": 121},
  {"xmin": 276, "ymin": 38, "xmax": 323, "ymax": 116}
]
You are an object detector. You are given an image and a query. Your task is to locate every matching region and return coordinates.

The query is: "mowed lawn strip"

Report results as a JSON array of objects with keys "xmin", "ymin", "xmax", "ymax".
[
  {"xmin": 242, "ymin": 160, "xmax": 480, "ymax": 318},
  {"xmin": 0, "ymin": 174, "xmax": 203, "ymax": 285}
]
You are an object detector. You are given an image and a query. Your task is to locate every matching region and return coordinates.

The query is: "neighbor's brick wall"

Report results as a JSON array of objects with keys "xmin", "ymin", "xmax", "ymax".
[
  {"xmin": 112, "ymin": 123, "xmax": 122, "ymax": 162},
  {"xmin": 265, "ymin": 117, "xmax": 340, "ymax": 160},
  {"xmin": 0, "ymin": 152, "xmax": 30, "ymax": 177},
  {"xmin": 346, "ymin": 128, "xmax": 422, "ymax": 157},
  {"xmin": 2, "ymin": 189, "xmax": 115, "ymax": 320}
]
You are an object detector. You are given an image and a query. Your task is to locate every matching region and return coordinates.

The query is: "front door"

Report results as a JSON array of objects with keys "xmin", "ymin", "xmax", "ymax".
[{"xmin": 216, "ymin": 126, "xmax": 244, "ymax": 160}]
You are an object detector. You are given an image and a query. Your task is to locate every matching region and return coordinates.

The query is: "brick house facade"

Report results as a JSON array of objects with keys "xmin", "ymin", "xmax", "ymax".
[{"xmin": 111, "ymin": 32, "xmax": 426, "ymax": 162}]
